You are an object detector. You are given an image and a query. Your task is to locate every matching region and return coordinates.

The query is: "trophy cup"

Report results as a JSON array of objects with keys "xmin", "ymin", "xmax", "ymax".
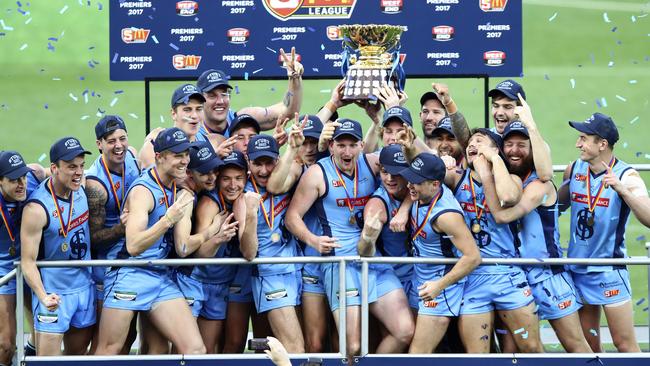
[{"xmin": 338, "ymin": 24, "xmax": 405, "ymax": 100}]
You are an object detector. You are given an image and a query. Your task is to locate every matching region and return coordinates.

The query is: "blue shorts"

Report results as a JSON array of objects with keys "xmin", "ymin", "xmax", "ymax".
[
  {"xmin": 460, "ymin": 269, "xmax": 534, "ymax": 315},
  {"xmin": 321, "ymin": 262, "xmax": 402, "ymax": 312},
  {"xmin": 92, "ymin": 266, "xmax": 107, "ymax": 301},
  {"xmin": 200, "ymin": 280, "xmax": 229, "ymax": 320},
  {"xmin": 0, "ymin": 277, "xmax": 15, "ymax": 295},
  {"xmin": 33, "ymin": 285, "xmax": 96, "ymax": 333},
  {"xmin": 175, "ymin": 272, "xmax": 205, "ymax": 318},
  {"xmin": 302, "ymin": 263, "xmax": 326, "ymax": 295},
  {"xmin": 401, "ymin": 276, "xmax": 419, "ymax": 309},
  {"xmin": 103, "ymin": 267, "xmax": 183, "ymax": 311},
  {"xmin": 571, "ymin": 269, "xmax": 632, "ymax": 306},
  {"xmin": 531, "ymin": 271, "xmax": 581, "ymax": 320},
  {"xmin": 253, "ymin": 271, "xmax": 302, "ymax": 313},
  {"xmin": 413, "ymin": 277, "xmax": 464, "ymax": 317},
  {"xmin": 229, "ymin": 265, "xmax": 253, "ymax": 303}
]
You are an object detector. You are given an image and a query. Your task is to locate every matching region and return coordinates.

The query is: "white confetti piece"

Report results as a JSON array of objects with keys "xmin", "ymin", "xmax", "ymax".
[
  {"xmin": 570, "ymin": 79, "xmax": 575, "ymax": 88},
  {"xmin": 629, "ymin": 80, "xmax": 637, "ymax": 84},
  {"xmin": 80, "ymin": 115, "xmax": 90, "ymax": 120},
  {"xmin": 52, "ymin": 78, "xmax": 61, "ymax": 81},
  {"xmin": 110, "ymin": 97, "xmax": 118, "ymax": 107},
  {"xmin": 615, "ymin": 95, "xmax": 626, "ymax": 102},
  {"xmin": 514, "ymin": 327, "xmax": 525, "ymax": 335},
  {"xmin": 19, "ymin": 43, "xmax": 28, "ymax": 51},
  {"xmin": 96, "ymin": 110, "xmax": 103, "ymax": 117},
  {"xmin": 319, "ymin": 89, "xmax": 331, "ymax": 93},
  {"xmin": 623, "ymin": 142, "xmax": 628, "ymax": 148},
  {"xmin": 630, "ymin": 116, "xmax": 639, "ymax": 124},
  {"xmin": 265, "ymin": 47, "xmax": 277, "ymax": 54},
  {"xmin": 579, "ymin": 101, "xmax": 587, "ymax": 105},
  {"xmin": 0, "ymin": 20, "xmax": 14, "ymax": 31},
  {"xmin": 84, "ymin": 93, "xmax": 88, "ymax": 104},
  {"xmin": 631, "ymin": 16, "xmax": 636, "ymax": 22},
  {"xmin": 128, "ymin": 113, "xmax": 138, "ymax": 119},
  {"xmin": 548, "ymin": 12, "xmax": 557, "ymax": 22},
  {"xmin": 152, "ymin": 35, "xmax": 159, "ymax": 44},
  {"xmin": 252, "ymin": 68, "xmax": 263, "ymax": 74},
  {"xmin": 601, "ymin": 97, "xmax": 607, "ymax": 107},
  {"xmin": 69, "ymin": 93, "xmax": 78, "ymax": 102},
  {"xmin": 60, "ymin": 5, "xmax": 69, "ymax": 14},
  {"xmin": 24, "ymin": 17, "xmax": 31, "ymax": 24},
  {"xmin": 646, "ymin": 154, "xmax": 650, "ymax": 160},
  {"xmin": 603, "ymin": 12, "xmax": 611, "ymax": 23},
  {"xmin": 160, "ymin": 115, "xmax": 165, "ymax": 123},
  {"xmin": 38, "ymin": 153, "xmax": 47, "ymax": 162},
  {"xmin": 608, "ymin": 61, "xmax": 614, "ymax": 67}
]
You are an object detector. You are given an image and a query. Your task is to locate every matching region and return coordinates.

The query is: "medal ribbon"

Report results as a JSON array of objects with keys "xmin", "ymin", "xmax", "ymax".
[
  {"xmin": 586, "ymin": 157, "xmax": 615, "ymax": 213},
  {"xmin": 151, "ymin": 168, "xmax": 176, "ymax": 208},
  {"xmin": 99, "ymin": 155, "xmax": 126, "ymax": 212},
  {"xmin": 331, "ymin": 157, "xmax": 358, "ymax": 216},
  {"xmin": 0, "ymin": 194, "xmax": 16, "ymax": 243},
  {"xmin": 411, "ymin": 191, "xmax": 442, "ymax": 242},
  {"xmin": 48, "ymin": 178, "xmax": 74, "ymax": 238},
  {"xmin": 469, "ymin": 177, "xmax": 487, "ymax": 221},
  {"xmin": 250, "ymin": 177, "xmax": 274, "ymax": 231}
]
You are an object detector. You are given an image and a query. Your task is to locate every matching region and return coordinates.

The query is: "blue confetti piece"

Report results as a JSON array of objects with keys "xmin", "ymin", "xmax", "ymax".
[
  {"xmin": 47, "ymin": 37, "xmax": 57, "ymax": 42},
  {"xmin": 544, "ymin": 74, "xmax": 550, "ymax": 80},
  {"xmin": 271, "ymin": 37, "xmax": 282, "ymax": 41},
  {"xmin": 495, "ymin": 329, "xmax": 508, "ymax": 335},
  {"xmin": 611, "ymin": 27, "xmax": 617, "ymax": 32},
  {"xmin": 79, "ymin": 76, "xmax": 85, "ymax": 80},
  {"xmin": 479, "ymin": 335, "xmax": 488, "ymax": 341},
  {"xmin": 151, "ymin": 35, "xmax": 158, "ymax": 44},
  {"xmin": 595, "ymin": 99, "xmax": 602, "ymax": 108},
  {"xmin": 17, "ymin": 8, "xmax": 26, "ymax": 15},
  {"xmin": 636, "ymin": 235, "xmax": 646, "ymax": 242},
  {"xmin": 244, "ymin": 72, "xmax": 249, "ymax": 80},
  {"xmin": 17, "ymin": 1, "xmax": 22, "ymax": 6},
  {"xmin": 320, "ymin": 44, "xmax": 325, "ymax": 50},
  {"xmin": 87, "ymin": 61, "xmax": 95, "ymax": 68},
  {"xmin": 589, "ymin": 54, "xmax": 595, "ymax": 64},
  {"xmin": 644, "ymin": 307, "xmax": 649, "ymax": 312},
  {"xmin": 88, "ymin": 46, "xmax": 95, "ymax": 50},
  {"xmin": 44, "ymin": 103, "xmax": 48, "ymax": 109},
  {"xmin": 112, "ymin": 53, "xmax": 118, "ymax": 63},
  {"xmin": 148, "ymin": 15, "xmax": 153, "ymax": 20},
  {"xmin": 234, "ymin": 85, "xmax": 240, "ymax": 94},
  {"xmin": 114, "ymin": 90, "xmax": 123, "ymax": 94},
  {"xmin": 308, "ymin": 27, "xmax": 315, "ymax": 32},
  {"xmin": 98, "ymin": 2, "xmax": 103, "ymax": 10},
  {"xmin": 47, "ymin": 42, "xmax": 55, "ymax": 52},
  {"xmin": 636, "ymin": 298, "xmax": 646, "ymax": 306},
  {"xmin": 312, "ymin": 67, "xmax": 319, "ymax": 72},
  {"xmin": 206, "ymin": 41, "xmax": 214, "ymax": 46},
  {"xmin": 169, "ymin": 43, "xmax": 179, "ymax": 51}
]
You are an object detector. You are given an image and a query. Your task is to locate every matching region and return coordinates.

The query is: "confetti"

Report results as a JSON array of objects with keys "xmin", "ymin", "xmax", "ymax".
[
  {"xmin": 603, "ymin": 13, "xmax": 611, "ymax": 23},
  {"xmin": 0, "ymin": 20, "xmax": 14, "ymax": 31},
  {"xmin": 570, "ymin": 79, "xmax": 575, "ymax": 88},
  {"xmin": 19, "ymin": 43, "xmax": 28, "ymax": 51},
  {"xmin": 615, "ymin": 95, "xmax": 626, "ymax": 102},
  {"xmin": 128, "ymin": 113, "xmax": 138, "ymax": 119},
  {"xmin": 611, "ymin": 27, "xmax": 617, "ymax": 32},
  {"xmin": 160, "ymin": 115, "xmax": 165, "ymax": 123},
  {"xmin": 548, "ymin": 12, "xmax": 557, "ymax": 22},
  {"xmin": 629, "ymin": 116, "xmax": 639, "ymax": 124},
  {"xmin": 544, "ymin": 74, "xmax": 550, "ymax": 80},
  {"xmin": 38, "ymin": 153, "xmax": 47, "ymax": 162},
  {"xmin": 307, "ymin": 26, "xmax": 315, "ymax": 32},
  {"xmin": 271, "ymin": 37, "xmax": 282, "ymax": 41},
  {"xmin": 312, "ymin": 68, "xmax": 319, "ymax": 72},
  {"xmin": 319, "ymin": 89, "xmax": 331, "ymax": 93},
  {"xmin": 169, "ymin": 43, "xmax": 179, "ymax": 51},
  {"xmin": 320, "ymin": 44, "xmax": 325, "ymax": 50},
  {"xmin": 265, "ymin": 47, "xmax": 277, "ymax": 54},
  {"xmin": 589, "ymin": 328, "xmax": 598, "ymax": 336},
  {"xmin": 521, "ymin": 331, "xmax": 529, "ymax": 339},
  {"xmin": 206, "ymin": 41, "xmax": 214, "ymax": 46},
  {"xmin": 631, "ymin": 16, "xmax": 636, "ymax": 22},
  {"xmin": 110, "ymin": 97, "xmax": 118, "ymax": 107},
  {"xmin": 513, "ymin": 328, "xmax": 525, "ymax": 335},
  {"xmin": 59, "ymin": 5, "xmax": 68, "ymax": 14},
  {"xmin": 234, "ymin": 85, "xmax": 240, "ymax": 94},
  {"xmin": 636, "ymin": 298, "xmax": 646, "ymax": 306},
  {"xmin": 629, "ymin": 80, "xmax": 637, "ymax": 84},
  {"xmin": 114, "ymin": 90, "xmax": 124, "ymax": 94},
  {"xmin": 495, "ymin": 329, "xmax": 508, "ymax": 335},
  {"xmin": 607, "ymin": 61, "xmax": 614, "ymax": 67},
  {"xmin": 98, "ymin": 2, "xmax": 103, "ymax": 10},
  {"xmin": 252, "ymin": 68, "xmax": 263, "ymax": 74},
  {"xmin": 151, "ymin": 35, "xmax": 159, "ymax": 44},
  {"xmin": 244, "ymin": 72, "xmax": 249, "ymax": 80},
  {"xmin": 644, "ymin": 307, "xmax": 649, "ymax": 312},
  {"xmin": 112, "ymin": 53, "xmax": 119, "ymax": 63},
  {"xmin": 80, "ymin": 115, "xmax": 90, "ymax": 120},
  {"xmin": 69, "ymin": 93, "xmax": 78, "ymax": 102},
  {"xmin": 623, "ymin": 142, "xmax": 628, "ymax": 148},
  {"xmin": 44, "ymin": 104, "xmax": 48, "ymax": 109}
]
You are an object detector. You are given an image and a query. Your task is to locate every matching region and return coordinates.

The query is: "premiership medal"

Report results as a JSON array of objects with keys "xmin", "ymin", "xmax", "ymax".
[
  {"xmin": 586, "ymin": 214, "xmax": 595, "ymax": 227},
  {"xmin": 271, "ymin": 232, "xmax": 281, "ymax": 243},
  {"xmin": 471, "ymin": 222, "xmax": 481, "ymax": 234},
  {"xmin": 250, "ymin": 177, "xmax": 277, "ymax": 242},
  {"xmin": 411, "ymin": 192, "xmax": 441, "ymax": 242},
  {"xmin": 349, "ymin": 215, "xmax": 357, "ymax": 225},
  {"xmin": 49, "ymin": 178, "xmax": 74, "ymax": 250},
  {"xmin": 8, "ymin": 245, "xmax": 16, "ymax": 257},
  {"xmin": 332, "ymin": 157, "xmax": 360, "ymax": 226},
  {"xmin": 585, "ymin": 157, "xmax": 615, "ymax": 228},
  {"xmin": 469, "ymin": 176, "xmax": 487, "ymax": 235},
  {"xmin": 61, "ymin": 242, "xmax": 69, "ymax": 252}
]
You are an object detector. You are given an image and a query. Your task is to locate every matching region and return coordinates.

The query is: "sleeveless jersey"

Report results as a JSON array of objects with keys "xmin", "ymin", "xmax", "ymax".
[
  {"xmin": 453, "ymin": 168, "xmax": 521, "ymax": 274},
  {"xmin": 198, "ymin": 109, "xmax": 236, "ymax": 139},
  {"xmin": 85, "ymin": 150, "xmax": 140, "ymax": 260},
  {"xmin": 26, "ymin": 178, "xmax": 91, "ymax": 293},
  {"xmin": 411, "ymin": 185, "xmax": 465, "ymax": 281},
  {"xmin": 518, "ymin": 170, "xmax": 563, "ymax": 284},
  {"xmin": 299, "ymin": 164, "xmax": 322, "ymax": 257},
  {"xmin": 315, "ymin": 154, "xmax": 379, "ymax": 256},
  {"xmin": 371, "ymin": 185, "xmax": 412, "ymax": 279},
  {"xmin": 245, "ymin": 180, "xmax": 297, "ymax": 276},
  {"xmin": 568, "ymin": 158, "xmax": 632, "ymax": 273}
]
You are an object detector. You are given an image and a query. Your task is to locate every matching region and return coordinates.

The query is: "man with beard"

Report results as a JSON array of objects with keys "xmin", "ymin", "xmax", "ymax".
[
  {"xmin": 429, "ymin": 117, "xmax": 464, "ymax": 168},
  {"xmin": 21, "ymin": 137, "xmax": 95, "ymax": 355},
  {"xmin": 443, "ymin": 129, "xmax": 543, "ymax": 353},
  {"xmin": 286, "ymin": 119, "xmax": 413, "ymax": 359},
  {"xmin": 85, "ymin": 115, "xmax": 141, "ymax": 354},
  {"xmin": 0, "ymin": 151, "xmax": 40, "ymax": 363},
  {"xmin": 476, "ymin": 119, "xmax": 591, "ymax": 353},
  {"xmin": 559, "ymin": 113, "xmax": 650, "ymax": 352}
]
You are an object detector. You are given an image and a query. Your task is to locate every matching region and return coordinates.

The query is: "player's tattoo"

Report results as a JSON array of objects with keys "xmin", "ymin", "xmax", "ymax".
[
  {"xmin": 87, "ymin": 181, "xmax": 125, "ymax": 249},
  {"xmin": 283, "ymin": 91, "xmax": 293, "ymax": 107}
]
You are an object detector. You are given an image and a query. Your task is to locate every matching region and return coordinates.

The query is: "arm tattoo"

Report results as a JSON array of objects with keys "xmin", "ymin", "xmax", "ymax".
[
  {"xmin": 283, "ymin": 91, "xmax": 293, "ymax": 107},
  {"xmin": 87, "ymin": 183, "xmax": 125, "ymax": 250}
]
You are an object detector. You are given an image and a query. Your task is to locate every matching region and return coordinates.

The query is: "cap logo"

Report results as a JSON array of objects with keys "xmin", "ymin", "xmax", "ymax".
[
  {"xmin": 224, "ymin": 152, "xmax": 237, "ymax": 161},
  {"xmin": 304, "ymin": 119, "xmax": 314, "ymax": 130},
  {"xmin": 439, "ymin": 118, "xmax": 452, "ymax": 129},
  {"xmin": 387, "ymin": 107, "xmax": 402, "ymax": 116},
  {"xmin": 254, "ymin": 138, "xmax": 271, "ymax": 150},
  {"xmin": 64, "ymin": 138, "xmax": 80, "ymax": 149},
  {"xmin": 197, "ymin": 147, "xmax": 212, "ymax": 161},
  {"xmin": 173, "ymin": 130, "xmax": 186, "ymax": 142},
  {"xmin": 393, "ymin": 151, "xmax": 406, "ymax": 164},
  {"xmin": 585, "ymin": 115, "xmax": 595, "ymax": 124},
  {"xmin": 340, "ymin": 121, "xmax": 355, "ymax": 131},
  {"xmin": 497, "ymin": 81, "xmax": 513, "ymax": 89},
  {"xmin": 510, "ymin": 121, "xmax": 524, "ymax": 129},
  {"xmin": 8, "ymin": 154, "xmax": 23, "ymax": 167},
  {"xmin": 182, "ymin": 84, "xmax": 198, "ymax": 94},
  {"xmin": 412, "ymin": 158, "xmax": 424, "ymax": 171},
  {"xmin": 207, "ymin": 72, "xmax": 222, "ymax": 82}
]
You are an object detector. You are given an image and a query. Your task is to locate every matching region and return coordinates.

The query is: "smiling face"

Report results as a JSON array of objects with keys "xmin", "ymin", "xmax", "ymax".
[
  {"xmin": 172, "ymin": 99, "xmax": 204, "ymax": 139},
  {"xmin": 491, "ymin": 95, "xmax": 518, "ymax": 134},
  {"xmin": 156, "ymin": 150, "xmax": 190, "ymax": 181},
  {"xmin": 381, "ymin": 120, "xmax": 406, "ymax": 146},
  {"xmin": 203, "ymin": 86, "xmax": 231, "ymax": 125},
  {"xmin": 299, "ymin": 137, "xmax": 319, "ymax": 166},
  {"xmin": 407, "ymin": 180, "xmax": 440, "ymax": 205},
  {"xmin": 218, "ymin": 166, "xmax": 246, "ymax": 202},
  {"xmin": 190, "ymin": 169, "xmax": 218, "ymax": 192},
  {"xmin": 0, "ymin": 175, "xmax": 28, "ymax": 202},
  {"xmin": 51, "ymin": 156, "xmax": 86, "ymax": 192},
  {"xmin": 97, "ymin": 129, "xmax": 128, "ymax": 167},
  {"xmin": 575, "ymin": 133, "xmax": 607, "ymax": 162},
  {"xmin": 503, "ymin": 134, "xmax": 533, "ymax": 177},
  {"xmin": 379, "ymin": 165, "xmax": 407, "ymax": 197},
  {"xmin": 232, "ymin": 125, "xmax": 258, "ymax": 154},
  {"xmin": 466, "ymin": 132, "xmax": 498, "ymax": 167},
  {"xmin": 249, "ymin": 156, "xmax": 278, "ymax": 188},
  {"xmin": 431, "ymin": 131, "xmax": 463, "ymax": 162},
  {"xmin": 330, "ymin": 136, "xmax": 363, "ymax": 174},
  {"xmin": 420, "ymin": 99, "xmax": 446, "ymax": 137}
]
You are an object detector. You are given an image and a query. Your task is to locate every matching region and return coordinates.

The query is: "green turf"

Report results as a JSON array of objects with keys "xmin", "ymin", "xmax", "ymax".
[{"xmin": 2, "ymin": 0, "xmax": 650, "ymax": 328}]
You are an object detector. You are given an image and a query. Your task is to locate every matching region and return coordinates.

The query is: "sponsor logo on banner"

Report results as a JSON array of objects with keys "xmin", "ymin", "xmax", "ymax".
[
  {"xmin": 380, "ymin": 0, "xmax": 403, "ymax": 14},
  {"xmin": 227, "ymin": 28, "xmax": 250, "ymax": 44},
  {"xmin": 326, "ymin": 25, "xmax": 342, "ymax": 40},
  {"xmin": 432, "ymin": 25, "xmax": 454, "ymax": 41},
  {"xmin": 483, "ymin": 50, "xmax": 506, "ymax": 66},
  {"xmin": 173, "ymin": 54, "xmax": 202, "ymax": 70},
  {"xmin": 262, "ymin": 0, "xmax": 358, "ymax": 21},
  {"xmin": 480, "ymin": 0, "xmax": 508, "ymax": 12},
  {"xmin": 121, "ymin": 28, "xmax": 150, "ymax": 43},
  {"xmin": 278, "ymin": 53, "xmax": 301, "ymax": 65},
  {"xmin": 176, "ymin": 1, "xmax": 198, "ymax": 16}
]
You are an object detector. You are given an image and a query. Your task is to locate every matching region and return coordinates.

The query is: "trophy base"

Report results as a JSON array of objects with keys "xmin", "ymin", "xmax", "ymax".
[{"xmin": 342, "ymin": 67, "xmax": 398, "ymax": 101}]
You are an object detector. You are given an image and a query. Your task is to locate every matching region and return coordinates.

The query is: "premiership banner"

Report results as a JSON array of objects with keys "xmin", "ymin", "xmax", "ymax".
[{"xmin": 109, "ymin": 0, "xmax": 522, "ymax": 81}]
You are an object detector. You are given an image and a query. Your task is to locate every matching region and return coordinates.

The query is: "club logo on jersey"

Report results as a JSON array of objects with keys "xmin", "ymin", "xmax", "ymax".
[
  {"xmin": 558, "ymin": 300, "xmax": 572, "ymax": 310},
  {"xmin": 480, "ymin": 0, "xmax": 508, "ymax": 12},
  {"xmin": 37, "ymin": 313, "xmax": 58, "ymax": 323},
  {"xmin": 575, "ymin": 208, "xmax": 595, "ymax": 240},
  {"xmin": 380, "ymin": 0, "xmax": 403, "ymax": 14},
  {"xmin": 432, "ymin": 26, "xmax": 455, "ymax": 41},
  {"xmin": 278, "ymin": 53, "xmax": 302, "ymax": 65},
  {"xmin": 114, "ymin": 291, "xmax": 137, "ymax": 301},
  {"xmin": 176, "ymin": 1, "xmax": 198, "ymax": 16},
  {"xmin": 326, "ymin": 25, "xmax": 342, "ymax": 40},
  {"xmin": 484, "ymin": 51, "xmax": 506, "ymax": 66},
  {"xmin": 227, "ymin": 28, "xmax": 250, "ymax": 44},
  {"xmin": 265, "ymin": 289, "xmax": 288, "ymax": 300},
  {"xmin": 262, "ymin": 0, "xmax": 358, "ymax": 22},
  {"xmin": 604, "ymin": 289, "xmax": 620, "ymax": 298},
  {"xmin": 69, "ymin": 227, "xmax": 88, "ymax": 260},
  {"xmin": 423, "ymin": 300, "xmax": 439, "ymax": 308},
  {"xmin": 121, "ymin": 28, "xmax": 150, "ymax": 44},
  {"xmin": 172, "ymin": 54, "xmax": 201, "ymax": 70},
  {"xmin": 574, "ymin": 174, "xmax": 587, "ymax": 182}
]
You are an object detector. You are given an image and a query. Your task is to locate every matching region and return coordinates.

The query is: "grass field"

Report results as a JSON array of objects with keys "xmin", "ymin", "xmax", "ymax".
[{"xmin": 1, "ymin": 0, "xmax": 650, "ymax": 330}]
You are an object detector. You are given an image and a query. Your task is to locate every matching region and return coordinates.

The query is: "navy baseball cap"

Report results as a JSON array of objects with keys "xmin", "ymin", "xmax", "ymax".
[
  {"xmin": 472, "ymin": 128, "xmax": 503, "ymax": 150},
  {"xmin": 431, "ymin": 116, "xmax": 455, "ymax": 138},
  {"xmin": 171, "ymin": 84, "xmax": 205, "ymax": 107},
  {"xmin": 569, "ymin": 112, "xmax": 619, "ymax": 146},
  {"xmin": 197, "ymin": 69, "xmax": 232, "ymax": 93},
  {"xmin": 188, "ymin": 141, "xmax": 223, "ymax": 173},
  {"xmin": 399, "ymin": 153, "xmax": 446, "ymax": 184},
  {"xmin": 95, "ymin": 115, "xmax": 127, "ymax": 140},
  {"xmin": 382, "ymin": 106, "xmax": 413, "ymax": 127},
  {"xmin": 0, "ymin": 151, "xmax": 32, "ymax": 179},
  {"xmin": 333, "ymin": 118, "xmax": 363, "ymax": 141},
  {"xmin": 502, "ymin": 121, "xmax": 530, "ymax": 140},
  {"xmin": 50, "ymin": 137, "xmax": 91, "ymax": 163},
  {"xmin": 379, "ymin": 144, "xmax": 408, "ymax": 175},
  {"xmin": 229, "ymin": 114, "xmax": 261, "ymax": 135},
  {"xmin": 488, "ymin": 79, "xmax": 526, "ymax": 101},
  {"xmin": 153, "ymin": 127, "xmax": 191, "ymax": 153},
  {"xmin": 301, "ymin": 115, "xmax": 323, "ymax": 139},
  {"xmin": 247, "ymin": 135, "xmax": 279, "ymax": 161},
  {"xmin": 221, "ymin": 150, "xmax": 247, "ymax": 170},
  {"xmin": 419, "ymin": 91, "xmax": 441, "ymax": 106}
]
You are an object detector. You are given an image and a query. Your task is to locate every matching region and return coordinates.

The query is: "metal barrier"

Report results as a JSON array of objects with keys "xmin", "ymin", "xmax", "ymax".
[{"xmin": 4, "ymin": 253, "xmax": 650, "ymax": 363}]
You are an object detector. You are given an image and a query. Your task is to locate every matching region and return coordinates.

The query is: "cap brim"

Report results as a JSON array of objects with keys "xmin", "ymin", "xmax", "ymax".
[
  {"xmin": 431, "ymin": 127, "xmax": 455, "ymax": 138},
  {"xmin": 383, "ymin": 164, "xmax": 407, "ymax": 176},
  {"xmin": 192, "ymin": 159, "xmax": 223, "ymax": 174},
  {"xmin": 398, "ymin": 167, "xmax": 427, "ymax": 184},
  {"xmin": 221, "ymin": 161, "xmax": 247, "ymax": 170},
  {"xmin": 488, "ymin": 88, "xmax": 516, "ymax": 100},
  {"xmin": 57, "ymin": 150, "xmax": 91, "ymax": 162},
  {"xmin": 333, "ymin": 132, "xmax": 362, "ymax": 141},
  {"xmin": 167, "ymin": 142, "xmax": 192, "ymax": 154},
  {"xmin": 382, "ymin": 116, "xmax": 411, "ymax": 127},
  {"xmin": 174, "ymin": 93, "xmax": 206, "ymax": 106},
  {"xmin": 568, "ymin": 121, "xmax": 598, "ymax": 135},
  {"xmin": 3, "ymin": 165, "xmax": 33, "ymax": 180},
  {"xmin": 502, "ymin": 129, "xmax": 529, "ymax": 140},
  {"xmin": 303, "ymin": 131, "xmax": 322, "ymax": 139},
  {"xmin": 202, "ymin": 82, "xmax": 233, "ymax": 93},
  {"xmin": 248, "ymin": 151, "xmax": 279, "ymax": 162}
]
